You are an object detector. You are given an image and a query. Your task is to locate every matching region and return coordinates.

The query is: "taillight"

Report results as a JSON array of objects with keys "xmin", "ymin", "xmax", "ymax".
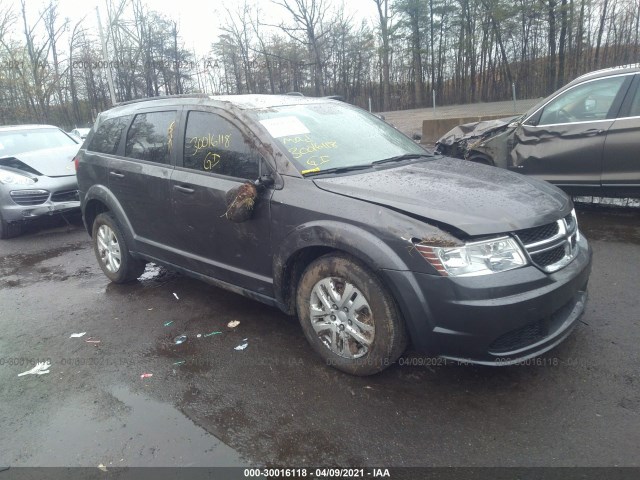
[{"xmin": 74, "ymin": 156, "xmax": 79, "ymax": 171}]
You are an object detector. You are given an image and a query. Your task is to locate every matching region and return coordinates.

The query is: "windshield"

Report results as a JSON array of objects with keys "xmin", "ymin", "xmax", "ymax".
[
  {"xmin": 0, "ymin": 128, "xmax": 78, "ymax": 157},
  {"xmin": 251, "ymin": 102, "xmax": 428, "ymax": 175}
]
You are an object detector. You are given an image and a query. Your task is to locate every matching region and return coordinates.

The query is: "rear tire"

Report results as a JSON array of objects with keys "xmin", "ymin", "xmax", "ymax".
[
  {"xmin": 92, "ymin": 212, "xmax": 145, "ymax": 283},
  {"xmin": 296, "ymin": 253, "xmax": 407, "ymax": 376}
]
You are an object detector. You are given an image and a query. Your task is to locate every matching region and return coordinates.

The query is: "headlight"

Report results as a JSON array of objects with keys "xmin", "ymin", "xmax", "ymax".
[
  {"xmin": 415, "ymin": 236, "xmax": 528, "ymax": 276},
  {"xmin": 0, "ymin": 170, "xmax": 36, "ymax": 185}
]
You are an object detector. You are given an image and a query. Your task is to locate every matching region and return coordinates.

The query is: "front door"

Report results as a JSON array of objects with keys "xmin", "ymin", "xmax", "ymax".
[
  {"xmin": 170, "ymin": 109, "xmax": 275, "ymax": 296},
  {"xmin": 601, "ymin": 74, "xmax": 640, "ymax": 196}
]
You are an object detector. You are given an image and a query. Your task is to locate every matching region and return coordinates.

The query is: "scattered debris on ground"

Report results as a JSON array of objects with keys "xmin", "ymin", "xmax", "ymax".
[
  {"xmin": 140, "ymin": 373, "xmax": 153, "ymax": 379},
  {"xmin": 18, "ymin": 361, "xmax": 51, "ymax": 377},
  {"xmin": 174, "ymin": 334, "xmax": 187, "ymax": 345},
  {"xmin": 173, "ymin": 292, "xmax": 179, "ymax": 300},
  {"xmin": 234, "ymin": 339, "xmax": 249, "ymax": 351},
  {"xmin": 164, "ymin": 321, "xmax": 174, "ymax": 327},
  {"xmin": 69, "ymin": 332, "xmax": 86, "ymax": 338},
  {"xmin": 227, "ymin": 320, "xmax": 240, "ymax": 328},
  {"xmin": 204, "ymin": 331, "xmax": 222, "ymax": 337}
]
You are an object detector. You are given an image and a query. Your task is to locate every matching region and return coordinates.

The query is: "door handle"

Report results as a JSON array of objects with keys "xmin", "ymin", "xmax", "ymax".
[
  {"xmin": 174, "ymin": 185, "xmax": 195, "ymax": 194},
  {"xmin": 582, "ymin": 129, "xmax": 605, "ymax": 136},
  {"xmin": 109, "ymin": 171, "xmax": 125, "ymax": 178}
]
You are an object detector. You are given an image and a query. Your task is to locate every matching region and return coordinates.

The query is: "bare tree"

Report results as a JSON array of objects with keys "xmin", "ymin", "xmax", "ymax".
[{"xmin": 272, "ymin": 0, "xmax": 329, "ymax": 96}]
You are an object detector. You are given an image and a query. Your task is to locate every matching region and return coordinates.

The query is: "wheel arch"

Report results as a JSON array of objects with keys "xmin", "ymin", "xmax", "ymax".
[
  {"xmin": 82, "ymin": 185, "xmax": 136, "ymax": 248},
  {"xmin": 273, "ymin": 221, "xmax": 411, "ymax": 315}
]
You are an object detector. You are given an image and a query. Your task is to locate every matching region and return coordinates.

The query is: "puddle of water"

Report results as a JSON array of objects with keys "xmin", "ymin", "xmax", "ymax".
[{"xmin": 14, "ymin": 385, "xmax": 248, "ymax": 467}]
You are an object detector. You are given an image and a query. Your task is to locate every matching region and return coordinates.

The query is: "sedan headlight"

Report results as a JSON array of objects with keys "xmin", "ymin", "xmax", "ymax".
[
  {"xmin": 415, "ymin": 236, "xmax": 528, "ymax": 276},
  {"xmin": 0, "ymin": 170, "xmax": 36, "ymax": 185}
]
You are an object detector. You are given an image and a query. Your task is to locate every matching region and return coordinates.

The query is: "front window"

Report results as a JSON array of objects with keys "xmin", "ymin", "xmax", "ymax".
[
  {"xmin": 537, "ymin": 76, "xmax": 627, "ymax": 125},
  {"xmin": 251, "ymin": 102, "xmax": 427, "ymax": 175},
  {"xmin": 182, "ymin": 111, "xmax": 261, "ymax": 179},
  {"xmin": 0, "ymin": 128, "xmax": 77, "ymax": 157}
]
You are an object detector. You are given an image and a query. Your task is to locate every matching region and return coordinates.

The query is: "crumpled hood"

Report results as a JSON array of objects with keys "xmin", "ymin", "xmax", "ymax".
[
  {"xmin": 0, "ymin": 144, "xmax": 79, "ymax": 177},
  {"xmin": 313, "ymin": 157, "xmax": 571, "ymax": 236},
  {"xmin": 437, "ymin": 116, "xmax": 518, "ymax": 146}
]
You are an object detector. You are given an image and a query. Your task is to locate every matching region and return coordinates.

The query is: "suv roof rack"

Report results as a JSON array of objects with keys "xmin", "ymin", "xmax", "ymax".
[{"xmin": 114, "ymin": 93, "xmax": 209, "ymax": 107}]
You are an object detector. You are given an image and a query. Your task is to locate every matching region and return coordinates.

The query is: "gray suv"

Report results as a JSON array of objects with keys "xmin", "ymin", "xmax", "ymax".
[{"xmin": 77, "ymin": 95, "xmax": 592, "ymax": 375}]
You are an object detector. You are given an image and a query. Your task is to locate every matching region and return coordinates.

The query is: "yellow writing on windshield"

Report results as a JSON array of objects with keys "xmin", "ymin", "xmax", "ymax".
[
  {"xmin": 288, "ymin": 141, "xmax": 337, "ymax": 159},
  {"xmin": 306, "ymin": 155, "xmax": 331, "ymax": 167},
  {"xmin": 282, "ymin": 134, "xmax": 312, "ymax": 144}
]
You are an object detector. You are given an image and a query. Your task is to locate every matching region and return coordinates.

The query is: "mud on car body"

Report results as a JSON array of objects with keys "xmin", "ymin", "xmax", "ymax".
[
  {"xmin": 76, "ymin": 94, "xmax": 592, "ymax": 375},
  {"xmin": 0, "ymin": 125, "xmax": 81, "ymax": 239},
  {"xmin": 436, "ymin": 64, "xmax": 640, "ymax": 198}
]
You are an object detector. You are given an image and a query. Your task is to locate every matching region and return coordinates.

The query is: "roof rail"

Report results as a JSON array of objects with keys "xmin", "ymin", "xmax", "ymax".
[{"xmin": 114, "ymin": 93, "xmax": 209, "ymax": 107}]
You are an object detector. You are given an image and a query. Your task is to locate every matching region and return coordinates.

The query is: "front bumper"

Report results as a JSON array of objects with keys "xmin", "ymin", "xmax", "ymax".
[
  {"xmin": 3, "ymin": 199, "xmax": 81, "ymax": 221},
  {"xmin": 1, "ymin": 183, "xmax": 80, "ymax": 224},
  {"xmin": 382, "ymin": 235, "xmax": 592, "ymax": 364}
]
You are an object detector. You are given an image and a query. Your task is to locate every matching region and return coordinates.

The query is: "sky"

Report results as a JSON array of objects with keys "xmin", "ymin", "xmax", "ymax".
[{"xmin": 14, "ymin": 0, "xmax": 380, "ymax": 57}]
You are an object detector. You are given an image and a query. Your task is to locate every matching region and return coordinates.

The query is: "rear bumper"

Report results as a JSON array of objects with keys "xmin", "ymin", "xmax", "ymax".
[{"xmin": 382, "ymin": 235, "xmax": 592, "ymax": 364}]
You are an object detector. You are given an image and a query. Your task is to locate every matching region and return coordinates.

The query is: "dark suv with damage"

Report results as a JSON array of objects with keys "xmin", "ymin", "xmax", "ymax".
[{"xmin": 76, "ymin": 94, "xmax": 592, "ymax": 375}]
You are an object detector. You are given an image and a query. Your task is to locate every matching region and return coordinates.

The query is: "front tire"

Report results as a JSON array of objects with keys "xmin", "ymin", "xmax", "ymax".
[
  {"xmin": 296, "ymin": 253, "xmax": 407, "ymax": 375},
  {"xmin": 92, "ymin": 212, "xmax": 145, "ymax": 283}
]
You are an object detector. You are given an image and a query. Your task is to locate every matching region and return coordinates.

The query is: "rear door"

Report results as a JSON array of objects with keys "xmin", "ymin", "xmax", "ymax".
[
  {"xmin": 170, "ymin": 109, "xmax": 275, "ymax": 296},
  {"xmin": 601, "ymin": 73, "xmax": 640, "ymax": 196},
  {"xmin": 108, "ymin": 109, "xmax": 178, "ymax": 256},
  {"xmin": 509, "ymin": 73, "xmax": 633, "ymax": 192}
]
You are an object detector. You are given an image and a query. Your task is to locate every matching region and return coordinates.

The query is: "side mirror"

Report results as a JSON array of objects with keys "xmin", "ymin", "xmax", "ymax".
[
  {"xmin": 254, "ymin": 174, "xmax": 275, "ymax": 189},
  {"xmin": 223, "ymin": 182, "xmax": 258, "ymax": 223}
]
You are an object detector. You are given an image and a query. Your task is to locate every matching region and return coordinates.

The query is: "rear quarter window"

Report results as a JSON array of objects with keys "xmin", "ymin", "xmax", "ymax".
[{"xmin": 87, "ymin": 116, "xmax": 131, "ymax": 155}]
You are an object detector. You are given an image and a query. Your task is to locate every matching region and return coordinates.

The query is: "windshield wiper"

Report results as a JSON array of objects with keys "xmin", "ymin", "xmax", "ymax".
[
  {"xmin": 371, "ymin": 153, "xmax": 433, "ymax": 166},
  {"xmin": 302, "ymin": 164, "xmax": 373, "ymax": 177}
]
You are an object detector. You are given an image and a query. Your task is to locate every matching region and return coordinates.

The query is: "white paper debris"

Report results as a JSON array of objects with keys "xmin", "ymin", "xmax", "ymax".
[
  {"xmin": 18, "ymin": 361, "xmax": 51, "ymax": 377},
  {"xmin": 227, "ymin": 320, "xmax": 240, "ymax": 328},
  {"xmin": 69, "ymin": 332, "xmax": 87, "ymax": 338},
  {"xmin": 173, "ymin": 292, "xmax": 179, "ymax": 300},
  {"xmin": 259, "ymin": 116, "xmax": 309, "ymax": 138},
  {"xmin": 97, "ymin": 464, "xmax": 108, "ymax": 472},
  {"xmin": 234, "ymin": 342, "xmax": 248, "ymax": 351}
]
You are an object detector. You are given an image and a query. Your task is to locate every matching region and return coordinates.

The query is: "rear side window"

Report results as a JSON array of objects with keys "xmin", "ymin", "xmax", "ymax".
[
  {"xmin": 183, "ymin": 111, "xmax": 261, "ymax": 179},
  {"xmin": 87, "ymin": 116, "xmax": 131, "ymax": 154},
  {"xmin": 125, "ymin": 111, "xmax": 176, "ymax": 164}
]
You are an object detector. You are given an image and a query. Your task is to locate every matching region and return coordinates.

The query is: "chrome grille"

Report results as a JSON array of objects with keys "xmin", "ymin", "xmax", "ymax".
[
  {"xmin": 51, "ymin": 189, "xmax": 79, "ymax": 202},
  {"xmin": 516, "ymin": 222, "xmax": 559, "ymax": 245},
  {"xmin": 515, "ymin": 213, "xmax": 580, "ymax": 273},
  {"xmin": 530, "ymin": 245, "xmax": 566, "ymax": 267},
  {"xmin": 10, "ymin": 190, "xmax": 50, "ymax": 206}
]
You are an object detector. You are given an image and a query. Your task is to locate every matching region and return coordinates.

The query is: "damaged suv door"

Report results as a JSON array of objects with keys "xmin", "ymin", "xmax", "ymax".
[{"xmin": 510, "ymin": 73, "xmax": 631, "ymax": 190}]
